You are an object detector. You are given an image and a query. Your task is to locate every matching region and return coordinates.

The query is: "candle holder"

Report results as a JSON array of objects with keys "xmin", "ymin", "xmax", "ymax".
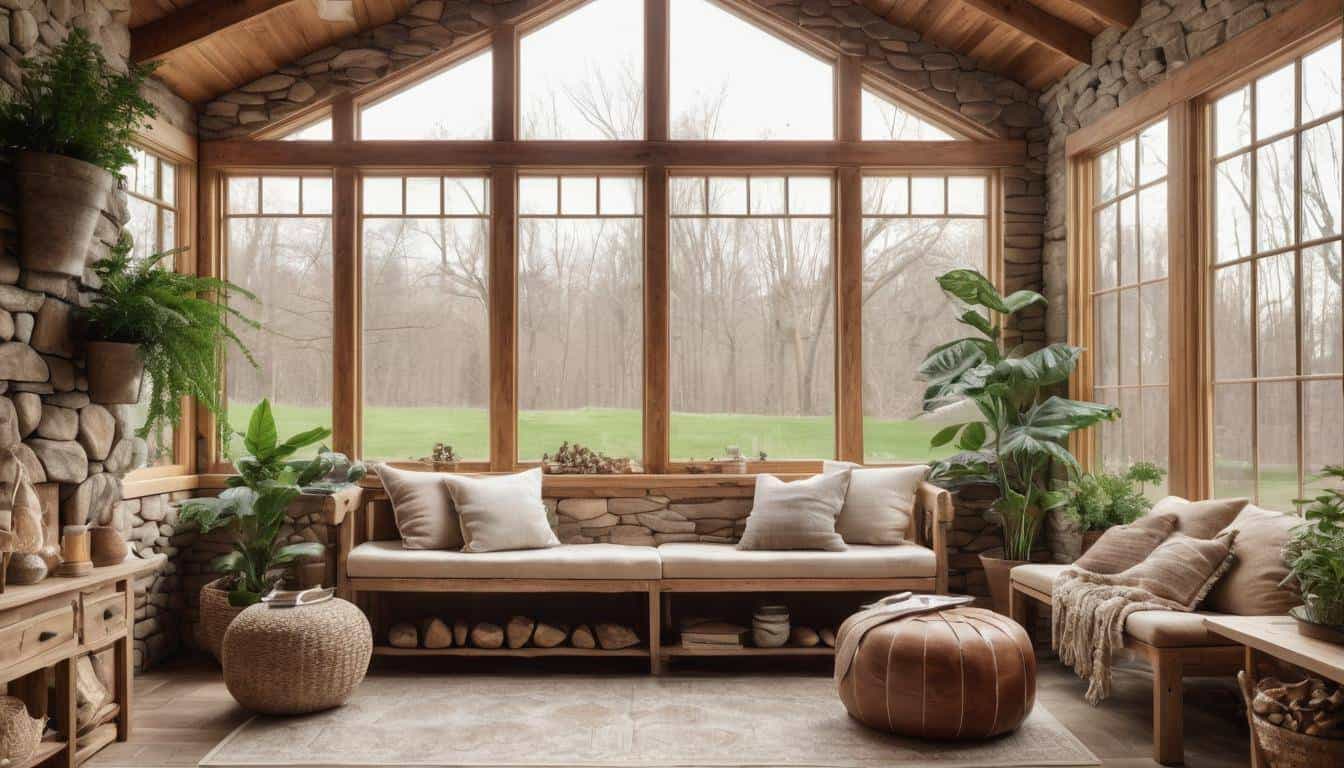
[{"xmin": 56, "ymin": 525, "xmax": 92, "ymax": 577}]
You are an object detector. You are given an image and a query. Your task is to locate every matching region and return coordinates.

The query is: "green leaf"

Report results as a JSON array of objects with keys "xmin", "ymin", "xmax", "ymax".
[
  {"xmin": 228, "ymin": 588, "xmax": 262, "ymax": 608},
  {"xmin": 937, "ymin": 269, "xmax": 1010, "ymax": 313},
  {"xmin": 272, "ymin": 542, "xmax": 325, "ymax": 565},
  {"xmin": 271, "ymin": 426, "xmax": 334, "ymax": 462},
  {"xmin": 989, "ymin": 344, "xmax": 1082, "ymax": 392},
  {"xmin": 930, "ymin": 424, "xmax": 965, "ymax": 448},
  {"xmin": 1001, "ymin": 290, "xmax": 1049, "ymax": 315},
  {"xmin": 244, "ymin": 399, "xmax": 278, "ymax": 457},
  {"xmin": 957, "ymin": 422, "xmax": 988, "ymax": 451},
  {"xmin": 957, "ymin": 310, "xmax": 997, "ymax": 339},
  {"xmin": 210, "ymin": 551, "xmax": 245, "ymax": 575}
]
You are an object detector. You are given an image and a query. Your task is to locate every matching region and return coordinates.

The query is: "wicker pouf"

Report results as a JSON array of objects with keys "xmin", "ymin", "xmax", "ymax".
[
  {"xmin": 836, "ymin": 606, "xmax": 1035, "ymax": 740},
  {"xmin": 222, "ymin": 598, "xmax": 372, "ymax": 715}
]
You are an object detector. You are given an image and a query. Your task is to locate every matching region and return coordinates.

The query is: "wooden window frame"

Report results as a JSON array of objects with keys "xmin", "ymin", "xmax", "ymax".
[
  {"xmin": 1065, "ymin": 0, "xmax": 1343, "ymax": 500},
  {"xmin": 196, "ymin": 0, "xmax": 1023, "ymax": 475}
]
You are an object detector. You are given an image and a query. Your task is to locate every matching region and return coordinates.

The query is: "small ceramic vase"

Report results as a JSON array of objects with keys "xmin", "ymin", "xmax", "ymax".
[
  {"xmin": 6, "ymin": 552, "xmax": 48, "ymax": 585},
  {"xmin": 89, "ymin": 526, "xmax": 129, "ymax": 567}
]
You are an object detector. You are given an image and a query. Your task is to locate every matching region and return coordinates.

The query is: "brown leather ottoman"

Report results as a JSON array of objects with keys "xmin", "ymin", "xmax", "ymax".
[{"xmin": 836, "ymin": 602, "xmax": 1036, "ymax": 740}]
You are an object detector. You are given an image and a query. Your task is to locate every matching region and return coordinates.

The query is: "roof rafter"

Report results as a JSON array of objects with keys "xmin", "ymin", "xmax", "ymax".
[
  {"xmin": 132, "ymin": 0, "xmax": 302, "ymax": 64},
  {"xmin": 954, "ymin": 0, "xmax": 1093, "ymax": 63},
  {"xmin": 1060, "ymin": 0, "xmax": 1140, "ymax": 28}
]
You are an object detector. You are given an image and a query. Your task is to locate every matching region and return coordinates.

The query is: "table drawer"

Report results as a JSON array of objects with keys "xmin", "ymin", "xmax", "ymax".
[
  {"xmin": 81, "ymin": 589, "xmax": 127, "ymax": 646},
  {"xmin": 0, "ymin": 603, "xmax": 78, "ymax": 675}
]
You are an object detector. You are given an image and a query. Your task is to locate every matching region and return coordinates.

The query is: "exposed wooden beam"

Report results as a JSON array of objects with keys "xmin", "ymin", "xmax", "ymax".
[
  {"xmin": 131, "ymin": 0, "xmax": 300, "ymax": 63},
  {"xmin": 1062, "ymin": 0, "xmax": 1140, "ymax": 28},
  {"xmin": 956, "ymin": 0, "xmax": 1092, "ymax": 63}
]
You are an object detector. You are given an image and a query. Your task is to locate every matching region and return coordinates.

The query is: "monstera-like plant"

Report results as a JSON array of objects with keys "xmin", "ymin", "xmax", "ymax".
[{"xmin": 918, "ymin": 270, "xmax": 1118, "ymax": 611}]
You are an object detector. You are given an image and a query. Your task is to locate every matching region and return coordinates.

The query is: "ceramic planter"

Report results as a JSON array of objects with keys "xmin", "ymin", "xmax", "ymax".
[
  {"xmin": 15, "ymin": 152, "xmax": 115, "ymax": 277},
  {"xmin": 980, "ymin": 552, "xmax": 1028, "ymax": 616},
  {"xmin": 86, "ymin": 341, "xmax": 145, "ymax": 404}
]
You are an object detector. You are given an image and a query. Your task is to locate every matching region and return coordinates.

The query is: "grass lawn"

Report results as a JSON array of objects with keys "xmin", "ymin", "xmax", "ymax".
[{"xmin": 227, "ymin": 402, "xmax": 953, "ymax": 464}]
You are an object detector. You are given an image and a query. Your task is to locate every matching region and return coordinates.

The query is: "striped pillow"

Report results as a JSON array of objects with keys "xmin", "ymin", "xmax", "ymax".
[{"xmin": 1115, "ymin": 530, "xmax": 1238, "ymax": 608}]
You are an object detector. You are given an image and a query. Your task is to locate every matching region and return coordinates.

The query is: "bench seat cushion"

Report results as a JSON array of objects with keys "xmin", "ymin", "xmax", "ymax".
[
  {"xmin": 1009, "ymin": 563, "xmax": 1070, "ymax": 595},
  {"xmin": 657, "ymin": 542, "xmax": 935, "ymax": 580},
  {"xmin": 347, "ymin": 541, "xmax": 662, "ymax": 580},
  {"xmin": 1124, "ymin": 611, "xmax": 1236, "ymax": 648}
]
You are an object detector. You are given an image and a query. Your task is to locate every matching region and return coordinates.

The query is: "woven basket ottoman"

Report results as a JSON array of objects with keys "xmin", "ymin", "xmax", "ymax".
[
  {"xmin": 836, "ymin": 600, "xmax": 1035, "ymax": 740},
  {"xmin": 222, "ymin": 598, "xmax": 372, "ymax": 715}
]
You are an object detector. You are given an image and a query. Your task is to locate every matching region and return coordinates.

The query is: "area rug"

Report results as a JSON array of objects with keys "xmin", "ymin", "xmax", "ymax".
[{"xmin": 200, "ymin": 673, "xmax": 1098, "ymax": 767}]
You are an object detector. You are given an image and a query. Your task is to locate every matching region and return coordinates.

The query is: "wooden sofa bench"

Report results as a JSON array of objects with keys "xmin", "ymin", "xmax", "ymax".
[{"xmin": 336, "ymin": 473, "xmax": 953, "ymax": 674}]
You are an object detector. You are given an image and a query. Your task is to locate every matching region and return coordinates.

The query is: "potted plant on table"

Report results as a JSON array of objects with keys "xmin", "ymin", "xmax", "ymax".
[
  {"xmin": 179, "ymin": 400, "xmax": 366, "ymax": 660},
  {"xmin": 1281, "ymin": 465, "xmax": 1344, "ymax": 642},
  {"xmin": 1061, "ymin": 462, "xmax": 1167, "ymax": 553},
  {"xmin": 0, "ymin": 28, "xmax": 157, "ymax": 277},
  {"xmin": 917, "ymin": 269, "xmax": 1118, "ymax": 614}
]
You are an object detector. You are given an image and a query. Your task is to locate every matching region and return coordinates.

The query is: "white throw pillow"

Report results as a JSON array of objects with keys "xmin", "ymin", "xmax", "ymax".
[
  {"xmin": 441, "ymin": 468, "xmax": 560, "ymax": 553},
  {"xmin": 737, "ymin": 471, "xmax": 851, "ymax": 552},
  {"xmin": 823, "ymin": 461, "xmax": 927, "ymax": 545},
  {"xmin": 378, "ymin": 463, "xmax": 461, "ymax": 550}
]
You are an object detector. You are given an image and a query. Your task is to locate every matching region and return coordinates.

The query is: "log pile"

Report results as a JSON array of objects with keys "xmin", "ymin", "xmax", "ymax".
[
  {"xmin": 386, "ymin": 617, "xmax": 641, "ymax": 651},
  {"xmin": 1251, "ymin": 674, "xmax": 1344, "ymax": 738}
]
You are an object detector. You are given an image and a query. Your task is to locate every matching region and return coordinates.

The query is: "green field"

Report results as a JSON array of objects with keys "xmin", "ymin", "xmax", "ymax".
[{"xmin": 225, "ymin": 402, "xmax": 953, "ymax": 464}]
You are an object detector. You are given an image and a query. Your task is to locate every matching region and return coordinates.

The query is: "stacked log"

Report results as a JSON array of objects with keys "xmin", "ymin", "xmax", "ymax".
[{"xmin": 385, "ymin": 618, "xmax": 640, "ymax": 651}]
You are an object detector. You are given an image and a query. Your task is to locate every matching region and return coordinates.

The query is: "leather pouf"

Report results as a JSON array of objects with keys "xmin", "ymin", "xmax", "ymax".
[
  {"xmin": 836, "ymin": 607, "xmax": 1035, "ymax": 740},
  {"xmin": 222, "ymin": 598, "xmax": 372, "ymax": 715}
]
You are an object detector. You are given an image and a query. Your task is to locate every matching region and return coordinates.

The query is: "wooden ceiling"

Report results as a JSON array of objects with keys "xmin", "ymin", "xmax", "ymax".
[{"xmin": 132, "ymin": 0, "xmax": 1136, "ymax": 104}]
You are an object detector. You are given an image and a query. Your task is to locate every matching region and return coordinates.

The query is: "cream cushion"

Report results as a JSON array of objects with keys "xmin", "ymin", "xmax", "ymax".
[
  {"xmin": 1206, "ymin": 504, "xmax": 1303, "ymax": 615},
  {"xmin": 443, "ymin": 468, "xmax": 559, "ymax": 553},
  {"xmin": 823, "ymin": 461, "xmax": 926, "ymax": 545},
  {"xmin": 658, "ymin": 542, "xmax": 934, "ymax": 580},
  {"xmin": 738, "ymin": 471, "xmax": 851, "ymax": 551},
  {"xmin": 1123, "ymin": 611, "xmax": 1236, "ymax": 648},
  {"xmin": 1150, "ymin": 496, "xmax": 1249, "ymax": 539},
  {"xmin": 1010, "ymin": 563, "xmax": 1070, "ymax": 595},
  {"xmin": 377, "ymin": 464, "xmax": 461, "ymax": 550},
  {"xmin": 347, "ymin": 541, "xmax": 661, "ymax": 580}
]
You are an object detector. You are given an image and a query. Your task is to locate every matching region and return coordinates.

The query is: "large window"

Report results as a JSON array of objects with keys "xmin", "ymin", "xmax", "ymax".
[
  {"xmin": 669, "ymin": 174, "xmax": 834, "ymax": 459},
  {"xmin": 862, "ymin": 88, "xmax": 958, "ymax": 141},
  {"xmin": 224, "ymin": 175, "xmax": 334, "ymax": 457},
  {"xmin": 517, "ymin": 174, "xmax": 644, "ymax": 459},
  {"xmin": 1209, "ymin": 39, "xmax": 1342, "ymax": 509},
  {"xmin": 1090, "ymin": 120, "xmax": 1171, "ymax": 494},
  {"xmin": 861, "ymin": 173, "xmax": 990, "ymax": 463},
  {"xmin": 359, "ymin": 50, "xmax": 492, "ymax": 140},
  {"xmin": 362, "ymin": 175, "xmax": 491, "ymax": 460}
]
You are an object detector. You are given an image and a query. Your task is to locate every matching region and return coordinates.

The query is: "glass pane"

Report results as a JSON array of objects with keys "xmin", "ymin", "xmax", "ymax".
[
  {"xmin": 519, "ymin": 176, "xmax": 558, "ymax": 215},
  {"xmin": 1139, "ymin": 182, "xmax": 1168, "ymax": 280},
  {"xmin": 226, "ymin": 214, "xmax": 333, "ymax": 458},
  {"xmin": 1213, "ymin": 262, "xmax": 1253, "ymax": 380},
  {"xmin": 227, "ymin": 177, "xmax": 259, "ymax": 214},
  {"xmin": 261, "ymin": 176, "xmax": 300, "ymax": 215},
  {"xmin": 1095, "ymin": 203, "xmax": 1117, "ymax": 290},
  {"xmin": 361, "ymin": 50, "xmax": 492, "ymax": 140},
  {"xmin": 1216, "ymin": 86, "xmax": 1252, "ymax": 155},
  {"xmin": 1119, "ymin": 287, "xmax": 1139, "ymax": 385},
  {"xmin": 1213, "ymin": 383, "xmax": 1255, "ymax": 498},
  {"xmin": 600, "ymin": 176, "xmax": 641, "ymax": 215},
  {"xmin": 947, "ymin": 177, "xmax": 986, "ymax": 215},
  {"xmin": 1094, "ymin": 387, "xmax": 1123, "ymax": 474},
  {"xmin": 1117, "ymin": 137, "xmax": 1136, "ymax": 193},
  {"xmin": 124, "ymin": 196, "xmax": 157, "ymax": 262},
  {"xmin": 560, "ymin": 176, "xmax": 598, "ymax": 216},
  {"xmin": 671, "ymin": 216, "xmax": 834, "ymax": 459},
  {"xmin": 1214, "ymin": 154, "xmax": 1252, "ymax": 263},
  {"xmin": 519, "ymin": 214, "xmax": 644, "ymax": 459},
  {"xmin": 1119, "ymin": 194, "xmax": 1138, "ymax": 285},
  {"xmin": 133, "ymin": 148, "xmax": 156, "ymax": 198},
  {"xmin": 789, "ymin": 177, "xmax": 832, "ymax": 215},
  {"xmin": 405, "ymin": 177, "xmax": 441, "ymax": 216},
  {"xmin": 162, "ymin": 210, "xmax": 175, "ymax": 253},
  {"xmin": 1256, "ymin": 64, "xmax": 1296, "ymax": 141},
  {"xmin": 1138, "ymin": 119, "xmax": 1168, "ymax": 184},
  {"xmin": 1121, "ymin": 388, "xmax": 1143, "ymax": 468},
  {"xmin": 303, "ymin": 177, "xmax": 332, "ymax": 215},
  {"xmin": 363, "ymin": 214, "xmax": 490, "ymax": 460},
  {"xmin": 670, "ymin": 177, "xmax": 705, "ymax": 215},
  {"xmin": 1303, "ymin": 243, "xmax": 1343, "ymax": 375},
  {"xmin": 1140, "ymin": 282, "xmax": 1168, "ymax": 385},
  {"xmin": 1258, "ymin": 381, "xmax": 1299, "ymax": 511},
  {"xmin": 363, "ymin": 177, "xmax": 402, "ymax": 216},
  {"xmin": 1142, "ymin": 387, "xmax": 1170, "ymax": 494},
  {"xmin": 861, "ymin": 88, "xmax": 956, "ymax": 140},
  {"xmin": 749, "ymin": 177, "xmax": 786, "ymax": 215},
  {"xmin": 445, "ymin": 177, "xmax": 489, "ymax": 215},
  {"xmin": 1304, "ymin": 380, "xmax": 1344, "ymax": 499},
  {"xmin": 671, "ymin": 0, "xmax": 832, "ymax": 140},
  {"xmin": 863, "ymin": 217, "xmax": 984, "ymax": 461},
  {"xmin": 283, "ymin": 117, "xmax": 333, "ymax": 141},
  {"xmin": 1256, "ymin": 136, "xmax": 1296, "ymax": 253},
  {"xmin": 911, "ymin": 177, "xmax": 944, "ymax": 215},
  {"xmin": 1302, "ymin": 40, "xmax": 1342, "ymax": 122},
  {"xmin": 1094, "ymin": 292, "xmax": 1118, "ymax": 386},
  {"xmin": 1098, "ymin": 147, "xmax": 1117, "ymax": 202},
  {"xmin": 161, "ymin": 161, "xmax": 176, "ymax": 206},
  {"xmin": 1257, "ymin": 251, "xmax": 1297, "ymax": 378},
  {"xmin": 707, "ymin": 177, "xmax": 747, "ymax": 215},
  {"xmin": 1301, "ymin": 117, "xmax": 1342, "ymax": 241},
  {"xmin": 520, "ymin": 0, "xmax": 643, "ymax": 140},
  {"xmin": 862, "ymin": 176, "xmax": 908, "ymax": 216}
]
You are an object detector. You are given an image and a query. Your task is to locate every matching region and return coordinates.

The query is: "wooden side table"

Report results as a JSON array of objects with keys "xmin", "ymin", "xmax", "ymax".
[{"xmin": 1204, "ymin": 615, "xmax": 1344, "ymax": 768}]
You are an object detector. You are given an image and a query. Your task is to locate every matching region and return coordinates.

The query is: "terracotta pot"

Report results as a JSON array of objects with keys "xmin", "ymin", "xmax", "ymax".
[
  {"xmin": 89, "ymin": 525, "xmax": 129, "ymax": 567},
  {"xmin": 199, "ymin": 578, "xmax": 249, "ymax": 662},
  {"xmin": 86, "ymin": 341, "xmax": 145, "ymax": 404},
  {"xmin": 980, "ymin": 553, "xmax": 1029, "ymax": 616},
  {"xmin": 1081, "ymin": 530, "xmax": 1104, "ymax": 555},
  {"xmin": 15, "ymin": 152, "xmax": 115, "ymax": 277}
]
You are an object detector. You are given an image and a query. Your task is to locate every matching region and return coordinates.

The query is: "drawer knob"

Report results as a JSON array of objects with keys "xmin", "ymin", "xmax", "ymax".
[
  {"xmin": 39, "ymin": 630, "xmax": 58, "ymax": 642},
  {"xmin": 104, "ymin": 609, "xmax": 116, "ymax": 620}
]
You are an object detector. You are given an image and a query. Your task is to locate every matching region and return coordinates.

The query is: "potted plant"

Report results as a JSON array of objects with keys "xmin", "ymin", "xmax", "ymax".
[
  {"xmin": 917, "ymin": 269, "xmax": 1118, "ymax": 614},
  {"xmin": 0, "ymin": 29, "xmax": 157, "ymax": 277},
  {"xmin": 81, "ymin": 237, "xmax": 259, "ymax": 440},
  {"xmin": 1061, "ymin": 462, "xmax": 1167, "ymax": 552},
  {"xmin": 1281, "ymin": 465, "xmax": 1344, "ymax": 642},
  {"xmin": 179, "ymin": 400, "xmax": 365, "ymax": 659}
]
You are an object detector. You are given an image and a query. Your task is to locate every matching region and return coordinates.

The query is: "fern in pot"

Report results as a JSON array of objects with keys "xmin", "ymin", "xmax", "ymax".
[
  {"xmin": 1282, "ymin": 465, "xmax": 1344, "ymax": 637},
  {"xmin": 0, "ymin": 28, "xmax": 157, "ymax": 276}
]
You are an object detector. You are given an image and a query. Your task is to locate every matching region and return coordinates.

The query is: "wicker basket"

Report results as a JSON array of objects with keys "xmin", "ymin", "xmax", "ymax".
[
  {"xmin": 0, "ymin": 694, "xmax": 44, "ymax": 765},
  {"xmin": 198, "ymin": 578, "xmax": 247, "ymax": 662},
  {"xmin": 1240, "ymin": 672, "xmax": 1344, "ymax": 768}
]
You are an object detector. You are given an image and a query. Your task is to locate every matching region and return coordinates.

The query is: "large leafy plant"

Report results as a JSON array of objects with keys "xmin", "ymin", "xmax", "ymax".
[
  {"xmin": 82, "ymin": 237, "xmax": 259, "ymax": 447},
  {"xmin": 1061, "ymin": 462, "xmax": 1167, "ymax": 532},
  {"xmin": 1282, "ymin": 466, "xmax": 1344, "ymax": 625},
  {"xmin": 919, "ymin": 270, "xmax": 1119, "ymax": 561},
  {"xmin": 0, "ymin": 28, "xmax": 157, "ymax": 173},
  {"xmin": 179, "ymin": 401, "xmax": 366, "ymax": 607}
]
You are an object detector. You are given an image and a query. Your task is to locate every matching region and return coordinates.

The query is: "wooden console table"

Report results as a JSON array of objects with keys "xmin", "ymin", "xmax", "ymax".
[
  {"xmin": 1204, "ymin": 615, "xmax": 1344, "ymax": 768},
  {"xmin": 1, "ymin": 554, "xmax": 165, "ymax": 768}
]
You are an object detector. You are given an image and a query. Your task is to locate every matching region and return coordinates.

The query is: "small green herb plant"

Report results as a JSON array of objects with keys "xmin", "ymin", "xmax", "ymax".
[
  {"xmin": 0, "ymin": 28, "xmax": 157, "ymax": 173},
  {"xmin": 1281, "ymin": 465, "xmax": 1344, "ymax": 626},
  {"xmin": 1061, "ymin": 462, "xmax": 1168, "ymax": 532},
  {"xmin": 179, "ymin": 400, "xmax": 367, "ymax": 607}
]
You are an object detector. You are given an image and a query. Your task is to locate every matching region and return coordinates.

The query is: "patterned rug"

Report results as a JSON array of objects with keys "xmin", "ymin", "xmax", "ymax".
[{"xmin": 200, "ymin": 673, "xmax": 1099, "ymax": 767}]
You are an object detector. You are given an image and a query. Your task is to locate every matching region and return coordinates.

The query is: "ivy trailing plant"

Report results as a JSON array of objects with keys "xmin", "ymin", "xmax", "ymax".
[
  {"xmin": 1281, "ymin": 465, "xmax": 1344, "ymax": 626},
  {"xmin": 0, "ymin": 27, "xmax": 157, "ymax": 173},
  {"xmin": 179, "ymin": 400, "xmax": 367, "ymax": 607},
  {"xmin": 82, "ymin": 236, "xmax": 259, "ymax": 447},
  {"xmin": 1061, "ymin": 462, "xmax": 1168, "ymax": 532},
  {"xmin": 918, "ymin": 269, "xmax": 1119, "ymax": 561}
]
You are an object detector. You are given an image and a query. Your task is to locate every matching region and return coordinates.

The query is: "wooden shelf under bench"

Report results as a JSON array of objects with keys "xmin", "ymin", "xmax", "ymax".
[{"xmin": 374, "ymin": 646, "xmax": 651, "ymax": 658}]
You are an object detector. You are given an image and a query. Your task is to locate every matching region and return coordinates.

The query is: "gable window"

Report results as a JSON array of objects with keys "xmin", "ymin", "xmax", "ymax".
[
  {"xmin": 862, "ymin": 87, "xmax": 958, "ymax": 140},
  {"xmin": 359, "ymin": 49, "xmax": 493, "ymax": 140},
  {"xmin": 282, "ymin": 116, "xmax": 333, "ymax": 141}
]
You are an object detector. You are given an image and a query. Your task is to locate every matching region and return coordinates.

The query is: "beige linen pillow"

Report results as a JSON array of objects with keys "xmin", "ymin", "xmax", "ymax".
[
  {"xmin": 1073, "ymin": 513, "xmax": 1177, "ymax": 574},
  {"xmin": 1116, "ymin": 530, "xmax": 1238, "ymax": 608},
  {"xmin": 378, "ymin": 463, "xmax": 461, "ymax": 550},
  {"xmin": 738, "ymin": 471, "xmax": 851, "ymax": 552},
  {"xmin": 1206, "ymin": 505, "xmax": 1303, "ymax": 615},
  {"xmin": 1150, "ymin": 496, "xmax": 1249, "ymax": 539},
  {"xmin": 822, "ymin": 461, "xmax": 926, "ymax": 545},
  {"xmin": 442, "ymin": 468, "xmax": 560, "ymax": 554}
]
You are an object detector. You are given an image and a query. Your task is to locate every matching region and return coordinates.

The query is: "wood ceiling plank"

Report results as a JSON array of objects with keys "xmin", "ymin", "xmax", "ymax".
[
  {"xmin": 132, "ymin": 0, "xmax": 303, "ymax": 63},
  {"xmin": 1060, "ymin": 0, "xmax": 1139, "ymax": 27},
  {"xmin": 954, "ymin": 0, "xmax": 1090, "ymax": 63}
]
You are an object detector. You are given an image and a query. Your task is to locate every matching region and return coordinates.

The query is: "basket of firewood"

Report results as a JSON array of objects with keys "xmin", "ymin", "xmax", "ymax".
[{"xmin": 1239, "ymin": 671, "xmax": 1344, "ymax": 768}]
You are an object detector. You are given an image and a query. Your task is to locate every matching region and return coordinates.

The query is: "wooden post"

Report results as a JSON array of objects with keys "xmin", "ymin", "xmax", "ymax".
[
  {"xmin": 331, "ymin": 161, "xmax": 359, "ymax": 458},
  {"xmin": 490, "ymin": 167, "xmax": 518, "ymax": 471},
  {"xmin": 645, "ymin": 0, "xmax": 669, "ymax": 143},
  {"xmin": 54, "ymin": 657, "xmax": 76, "ymax": 768},
  {"xmin": 644, "ymin": 165, "xmax": 670, "ymax": 473},
  {"xmin": 647, "ymin": 585, "xmax": 663, "ymax": 675},
  {"xmin": 1151, "ymin": 648, "xmax": 1185, "ymax": 765},
  {"xmin": 115, "ymin": 579, "xmax": 133, "ymax": 741}
]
